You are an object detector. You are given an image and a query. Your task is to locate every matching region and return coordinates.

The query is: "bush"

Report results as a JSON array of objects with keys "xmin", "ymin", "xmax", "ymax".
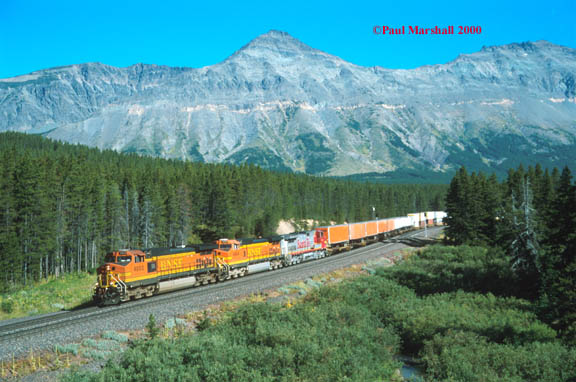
[
  {"xmin": 54, "ymin": 343, "xmax": 80, "ymax": 355},
  {"xmin": 146, "ymin": 314, "xmax": 159, "ymax": 339},
  {"xmin": 164, "ymin": 318, "xmax": 186, "ymax": 330},
  {"xmin": 387, "ymin": 291, "xmax": 556, "ymax": 353},
  {"xmin": 81, "ymin": 349, "xmax": 111, "ymax": 361},
  {"xmin": 310, "ymin": 273, "xmax": 555, "ymax": 354},
  {"xmin": 421, "ymin": 331, "xmax": 576, "ymax": 382},
  {"xmin": 382, "ymin": 245, "xmax": 518, "ymax": 296},
  {"xmin": 82, "ymin": 339, "xmax": 98, "ymax": 348},
  {"xmin": 64, "ymin": 296, "xmax": 402, "ymax": 382},
  {"xmin": 1, "ymin": 298, "xmax": 15, "ymax": 313},
  {"xmin": 101, "ymin": 331, "xmax": 128, "ymax": 343}
]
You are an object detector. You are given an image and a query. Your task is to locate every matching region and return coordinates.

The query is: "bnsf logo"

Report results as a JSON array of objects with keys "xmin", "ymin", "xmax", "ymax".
[
  {"xmin": 159, "ymin": 258, "xmax": 183, "ymax": 271},
  {"xmin": 248, "ymin": 248, "xmax": 261, "ymax": 257}
]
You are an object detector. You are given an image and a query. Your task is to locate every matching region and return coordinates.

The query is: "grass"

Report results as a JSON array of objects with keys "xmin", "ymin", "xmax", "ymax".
[{"xmin": 0, "ymin": 273, "xmax": 95, "ymax": 321}]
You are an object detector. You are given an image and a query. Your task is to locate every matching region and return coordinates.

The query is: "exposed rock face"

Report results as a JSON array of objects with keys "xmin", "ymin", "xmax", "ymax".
[{"xmin": 1, "ymin": 31, "xmax": 575, "ymax": 176}]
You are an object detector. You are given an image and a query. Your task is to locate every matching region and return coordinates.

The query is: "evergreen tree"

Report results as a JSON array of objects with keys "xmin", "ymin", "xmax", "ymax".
[
  {"xmin": 509, "ymin": 177, "xmax": 542, "ymax": 299},
  {"xmin": 445, "ymin": 167, "xmax": 473, "ymax": 244},
  {"xmin": 540, "ymin": 167, "xmax": 576, "ymax": 342}
]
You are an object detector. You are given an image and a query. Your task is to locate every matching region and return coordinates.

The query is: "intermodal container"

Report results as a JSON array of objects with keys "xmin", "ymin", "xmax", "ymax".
[
  {"xmin": 366, "ymin": 220, "xmax": 378, "ymax": 236},
  {"xmin": 394, "ymin": 216, "xmax": 412, "ymax": 230},
  {"xmin": 378, "ymin": 218, "xmax": 394, "ymax": 233},
  {"xmin": 349, "ymin": 222, "xmax": 366, "ymax": 240},
  {"xmin": 320, "ymin": 224, "xmax": 349, "ymax": 244}
]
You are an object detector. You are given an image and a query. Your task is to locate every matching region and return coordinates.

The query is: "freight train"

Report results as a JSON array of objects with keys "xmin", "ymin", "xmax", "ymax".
[{"xmin": 93, "ymin": 211, "xmax": 446, "ymax": 305}]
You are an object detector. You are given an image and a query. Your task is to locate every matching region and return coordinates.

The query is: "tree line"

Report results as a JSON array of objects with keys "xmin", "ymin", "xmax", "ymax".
[
  {"xmin": 444, "ymin": 164, "xmax": 576, "ymax": 343},
  {"xmin": 0, "ymin": 132, "xmax": 446, "ymax": 290}
]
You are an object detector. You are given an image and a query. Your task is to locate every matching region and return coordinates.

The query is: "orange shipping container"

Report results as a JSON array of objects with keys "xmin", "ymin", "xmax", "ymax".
[
  {"xmin": 317, "ymin": 225, "xmax": 350, "ymax": 245},
  {"xmin": 387, "ymin": 220, "xmax": 394, "ymax": 232},
  {"xmin": 349, "ymin": 222, "xmax": 366, "ymax": 240},
  {"xmin": 377, "ymin": 219, "xmax": 385, "ymax": 234},
  {"xmin": 379, "ymin": 219, "xmax": 394, "ymax": 233},
  {"xmin": 366, "ymin": 221, "xmax": 378, "ymax": 236}
]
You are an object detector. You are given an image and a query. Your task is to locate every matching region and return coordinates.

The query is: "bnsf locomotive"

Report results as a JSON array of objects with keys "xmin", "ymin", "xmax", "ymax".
[{"xmin": 93, "ymin": 211, "xmax": 445, "ymax": 305}]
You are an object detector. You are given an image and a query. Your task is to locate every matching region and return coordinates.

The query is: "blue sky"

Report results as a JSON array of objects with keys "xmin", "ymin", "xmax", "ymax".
[{"xmin": 0, "ymin": 0, "xmax": 574, "ymax": 79}]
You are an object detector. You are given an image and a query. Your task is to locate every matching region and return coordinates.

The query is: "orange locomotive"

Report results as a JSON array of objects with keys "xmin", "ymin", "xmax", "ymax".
[
  {"xmin": 214, "ymin": 236, "xmax": 284, "ymax": 278},
  {"xmin": 93, "ymin": 244, "xmax": 225, "ymax": 305}
]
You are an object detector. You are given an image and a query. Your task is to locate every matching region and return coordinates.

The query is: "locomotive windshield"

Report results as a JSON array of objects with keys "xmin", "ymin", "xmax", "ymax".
[
  {"xmin": 117, "ymin": 256, "xmax": 132, "ymax": 265},
  {"xmin": 104, "ymin": 253, "xmax": 132, "ymax": 265},
  {"xmin": 219, "ymin": 244, "xmax": 232, "ymax": 251}
]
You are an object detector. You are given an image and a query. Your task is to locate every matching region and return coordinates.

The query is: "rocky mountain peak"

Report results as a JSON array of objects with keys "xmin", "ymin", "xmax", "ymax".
[{"xmin": 226, "ymin": 30, "xmax": 331, "ymax": 62}]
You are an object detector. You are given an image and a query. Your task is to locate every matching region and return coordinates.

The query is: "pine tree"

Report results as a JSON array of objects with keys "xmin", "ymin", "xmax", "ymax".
[
  {"xmin": 445, "ymin": 167, "xmax": 473, "ymax": 244},
  {"xmin": 541, "ymin": 166, "xmax": 576, "ymax": 342},
  {"xmin": 509, "ymin": 177, "xmax": 542, "ymax": 298}
]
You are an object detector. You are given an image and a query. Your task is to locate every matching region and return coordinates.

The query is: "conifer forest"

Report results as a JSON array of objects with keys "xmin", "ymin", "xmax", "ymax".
[
  {"xmin": 444, "ymin": 164, "xmax": 576, "ymax": 343},
  {"xmin": 0, "ymin": 132, "xmax": 446, "ymax": 290}
]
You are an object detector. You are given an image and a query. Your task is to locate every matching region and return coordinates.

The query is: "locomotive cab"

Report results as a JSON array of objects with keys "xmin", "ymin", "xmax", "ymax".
[
  {"xmin": 215, "ymin": 239, "xmax": 240, "ymax": 252},
  {"xmin": 93, "ymin": 250, "xmax": 137, "ymax": 305},
  {"xmin": 314, "ymin": 230, "xmax": 326, "ymax": 247}
]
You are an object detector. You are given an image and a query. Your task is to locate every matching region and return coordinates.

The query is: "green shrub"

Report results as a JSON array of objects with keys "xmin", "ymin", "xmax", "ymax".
[
  {"xmin": 81, "ymin": 349, "xmax": 111, "ymax": 360},
  {"xmin": 101, "ymin": 330, "xmax": 128, "ymax": 343},
  {"xmin": 54, "ymin": 343, "xmax": 80, "ymax": 355},
  {"xmin": 64, "ymin": 294, "xmax": 401, "ymax": 381},
  {"xmin": 146, "ymin": 314, "xmax": 159, "ymax": 339},
  {"xmin": 1, "ymin": 298, "xmax": 15, "ymax": 313},
  {"xmin": 397, "ymin": 291, "xmax": 555, "ymax": 352},
  {"xmin": 311, "ymin": 272, "xmax": 555, "ymax": 354},
  {"xmin": 164, "ymin": 318, "xmax": 186, "ymax": 330},
  {"xmin": 421, "ymin": 331, "xmax": 576, "ymax": 382},
  {"xmin": 381, "ymin": 245, "xmax": 518, "ymax": 296},
  {"xmin": 82, "ymin": 339, "xmax": 98, "ymax": 348}
]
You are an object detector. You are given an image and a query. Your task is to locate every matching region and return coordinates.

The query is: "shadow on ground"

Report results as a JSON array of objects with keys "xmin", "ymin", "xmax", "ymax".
[{"xmin": 384, "ymin": 237, "xmax": 440, "ymax": 247}]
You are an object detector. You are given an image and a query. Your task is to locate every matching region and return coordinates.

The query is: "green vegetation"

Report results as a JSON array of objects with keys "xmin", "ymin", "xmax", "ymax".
[
  {"xmin": 0, "ymin": 272, "xmax": 94, "ymax": 320},
  {"xmin": 63, "ymin": 245, "xmax": 576, "ymax": 382},
  {"xmin": 0, "ymin": 132, "xmax": 446, "ymax": 291},
  {"xmin": 445, "ymin": 164, "xmax": 576, "ymax": 343},
  {"xmin": 422, "ymin": 332, "xmax": 576, "ymax": 382},
  {"xmin": 385, "ymin": 245, "xmax": 516, "ymax": 296},
  {"xmin": 146, "ymin": 314, "xmax": 160, "ymax": 340},
  {"xmin": 65, "ymin": 294, "xmax": 402, "ymax": 382}
]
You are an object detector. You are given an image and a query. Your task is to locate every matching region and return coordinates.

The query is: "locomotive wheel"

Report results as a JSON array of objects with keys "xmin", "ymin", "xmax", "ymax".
[
  {"xmin": 110, "ymin": 294, "xmax": 120, "ymax": 305},
  {"xmin": 104, "ymin": 289, "xmax": 121, "ymax": 305}
]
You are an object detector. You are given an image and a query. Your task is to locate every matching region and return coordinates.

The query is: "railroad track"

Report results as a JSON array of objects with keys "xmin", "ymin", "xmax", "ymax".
[{"xmin": 0, "ymin": 227, "xmax": 442, "ymax": 346}]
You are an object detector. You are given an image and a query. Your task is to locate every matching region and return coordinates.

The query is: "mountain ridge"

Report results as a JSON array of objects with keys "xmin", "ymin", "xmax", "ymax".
[{"xmin": 1, "ymin": 31, "xmax": 575, "ymax": 178}]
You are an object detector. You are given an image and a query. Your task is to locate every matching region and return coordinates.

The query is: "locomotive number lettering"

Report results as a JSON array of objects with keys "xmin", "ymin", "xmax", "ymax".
[{"xmin": 195, "ymin": 258, "xmax": 213, "ymax": 268}]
